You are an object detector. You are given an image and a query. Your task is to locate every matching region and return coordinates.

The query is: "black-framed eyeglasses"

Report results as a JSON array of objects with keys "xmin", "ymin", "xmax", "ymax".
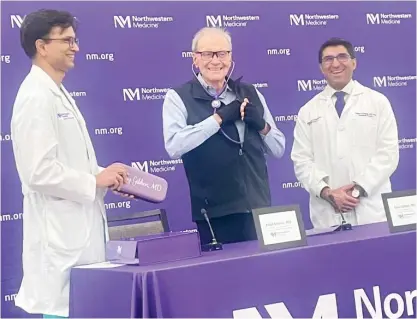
[
  {"xmin": 322, "ymin": 53, "xmax": 351, "ymax": 65},
  {"xmin": 43, "ymin": 37, "xmax": 79, "ymax": 48},
  {"xmin": 195, "ymin": 51, "xmax": 231, "ymax": 61}
]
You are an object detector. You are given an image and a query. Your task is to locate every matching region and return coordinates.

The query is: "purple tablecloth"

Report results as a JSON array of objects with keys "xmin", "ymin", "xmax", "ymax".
[{"xmin": 69, "ymin": 222, "xmax": 416, "ymax": 318}]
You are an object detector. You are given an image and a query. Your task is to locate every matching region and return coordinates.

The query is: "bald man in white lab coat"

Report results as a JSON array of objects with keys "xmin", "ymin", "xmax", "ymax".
[{"xmin": 291, "ymin": 37, "xmax": 399, "ymax": 228}]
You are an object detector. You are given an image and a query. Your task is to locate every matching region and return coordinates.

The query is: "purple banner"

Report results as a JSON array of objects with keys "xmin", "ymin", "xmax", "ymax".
[{"xmin": 1, "ymin": 1, "xmax": 416, "ymax": 317}]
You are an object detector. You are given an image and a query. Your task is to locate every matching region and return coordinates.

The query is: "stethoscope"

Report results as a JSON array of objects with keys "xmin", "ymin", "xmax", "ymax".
[{"xmin": 191, "ymin": 61, "xmax": 244, "ymax": 151}]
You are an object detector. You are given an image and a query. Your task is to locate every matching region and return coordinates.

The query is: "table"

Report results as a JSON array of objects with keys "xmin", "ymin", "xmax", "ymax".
[{"xmin": 69, "ymin": 222, "xmax": 416, "ymax": 318}]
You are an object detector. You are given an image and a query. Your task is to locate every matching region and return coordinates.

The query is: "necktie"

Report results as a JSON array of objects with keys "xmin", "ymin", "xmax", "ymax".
[{"xmin": 334, "ymin": 91, "xmax": 345, "ymax": 118}]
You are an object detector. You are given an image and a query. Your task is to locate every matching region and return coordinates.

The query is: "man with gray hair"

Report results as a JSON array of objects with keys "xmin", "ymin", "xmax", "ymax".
[{"xmin": 163, "ymin": 27, "xmax": 285, "ymax": 245}]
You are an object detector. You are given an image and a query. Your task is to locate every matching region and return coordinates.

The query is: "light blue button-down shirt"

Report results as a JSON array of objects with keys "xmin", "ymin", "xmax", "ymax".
[{"xmin": 162, "ymin": 74, "xmax": 286, "ymax": 159}]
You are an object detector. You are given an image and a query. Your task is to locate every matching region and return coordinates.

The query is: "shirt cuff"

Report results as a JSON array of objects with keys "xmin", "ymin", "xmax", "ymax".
[
  {"xmin": 203, "ymin": 115, "xmax": 221, "ymax": 137},
  {"xmin": 316, "ymin": 180, "xmax": 329, "ymax": 198}
]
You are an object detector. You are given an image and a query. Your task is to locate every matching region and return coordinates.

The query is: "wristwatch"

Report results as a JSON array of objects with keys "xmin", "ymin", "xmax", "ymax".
[
  {"xmin": 352, "ymin": 187, "xmax": 361, "ymax": 198},
  {"xmin": 352, "ymin": 182, "xmax": 367, "ymax": 198}
]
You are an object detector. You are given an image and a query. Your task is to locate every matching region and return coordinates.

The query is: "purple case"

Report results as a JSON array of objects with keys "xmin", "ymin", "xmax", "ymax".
[{"xmin": 118, "ymin": 165, "xmax": 168, "ymax": 203}]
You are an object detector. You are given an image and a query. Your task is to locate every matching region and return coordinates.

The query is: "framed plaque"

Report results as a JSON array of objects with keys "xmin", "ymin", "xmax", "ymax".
[
  {"xmin": 382, "ymin": 189, "xmax": 416, "ymax": 233},
  {"xmin": 252, "ymin": 205, "xmax": 307, "ymax": 251}
]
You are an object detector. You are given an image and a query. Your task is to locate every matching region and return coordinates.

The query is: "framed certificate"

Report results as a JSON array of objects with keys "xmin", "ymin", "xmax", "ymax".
[
  {"xmin": 382, "ymin": 190, "xmax": 416, "ymax": 233},
  {"xmin": 252, "ymin": 205, "xmax": 307, "ymax": 251}
]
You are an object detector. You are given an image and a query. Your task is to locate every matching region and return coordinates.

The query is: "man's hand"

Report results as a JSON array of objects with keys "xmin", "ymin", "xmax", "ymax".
[
  {"xmin": 96, "ymin": 163, "xmax": 128, "ymax": 190},
  {"xmin": 112, "ymin": 190, "xmax": 136, "ymax": 200},
  {"xmin": 240, "ymin": 98, "xmax": 249, "ymax": 119},
  {"xmin": 321, "ymin": 184, "xmax": 360, "ymax": 212},
  {"xmin": 216, "ymin": 100, "xmax": 243, "ymax": 125},
  {"xmin": 242, "ymin": 102, "xmax": 267, "ymax": 132}
]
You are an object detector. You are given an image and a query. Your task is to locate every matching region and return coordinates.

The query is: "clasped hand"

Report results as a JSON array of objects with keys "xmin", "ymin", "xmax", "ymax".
[
  {"xmin": 216, "ymin": 98, "xmax": 266, "ymax": 132},
  {"xmin": 322, "ymin": 184, "xmax": 360, "ymax": 213},
  {"xmin": 95, "ymin": 163, "xmax": 135, "ymax": 199}
]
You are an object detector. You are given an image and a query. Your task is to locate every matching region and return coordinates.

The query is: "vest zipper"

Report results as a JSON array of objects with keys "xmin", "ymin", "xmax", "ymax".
[{"xmin": 240, "ymin": 127, "xmax": 250, "ymax": 211}]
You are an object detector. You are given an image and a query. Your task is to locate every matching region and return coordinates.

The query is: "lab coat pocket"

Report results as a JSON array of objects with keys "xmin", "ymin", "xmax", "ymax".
[
  {"xmin": 57, "ymin": 114, "xmax": 78, "ymax": 133},
  {"xmin": 309, "ymin": 117, "xmax": 327, "ymax": 149},
  {"xmin": 45, "ymin": 199, "xmax": 88, "ymax": 251}
]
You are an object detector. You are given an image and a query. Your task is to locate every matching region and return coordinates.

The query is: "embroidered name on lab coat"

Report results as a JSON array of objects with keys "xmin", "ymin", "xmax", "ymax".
[
  {"xmin": 57, "ymin": 112, "xmax": 75, "ymax": 120},
  {"xmin": 355, "ymin": 112, "xmax": 376, "ymax": 118}
]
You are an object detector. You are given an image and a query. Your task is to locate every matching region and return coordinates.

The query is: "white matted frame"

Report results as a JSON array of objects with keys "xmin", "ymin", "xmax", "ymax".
[
  {"xmin": 252, "ymin": 205, "xmax": 307, "ymax": 252},
  {"xmin": 381, "ymin": 189, "xmax": 416, "ymax": 233}
]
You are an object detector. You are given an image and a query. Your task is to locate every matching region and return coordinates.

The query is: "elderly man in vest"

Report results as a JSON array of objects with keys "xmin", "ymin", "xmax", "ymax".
[{"xmin": 162, "ymin": 27, "xmax": 286, "ymax": 245}]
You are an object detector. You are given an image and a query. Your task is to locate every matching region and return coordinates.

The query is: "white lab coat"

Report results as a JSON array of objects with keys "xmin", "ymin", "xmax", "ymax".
[
  {"xmin": 10, "ymin": 65, "xmax": 108, "ymax": 317},
  {"xmin": 291, "ymin": 80, "xmax": 399, "ymax": 228}
]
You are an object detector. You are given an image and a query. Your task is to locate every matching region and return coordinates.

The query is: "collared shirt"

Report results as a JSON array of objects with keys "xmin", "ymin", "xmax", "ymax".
[
  {"xmin": 197, "ymin": 73, "xmax": 232, "ymax": 97},
  {"xmin": 162, "ymin": 75, "xmax": 286, "ymax": 159},
  {"xmin": 323, "ymin": 79, "xmax": 356, "ymax": 106}
]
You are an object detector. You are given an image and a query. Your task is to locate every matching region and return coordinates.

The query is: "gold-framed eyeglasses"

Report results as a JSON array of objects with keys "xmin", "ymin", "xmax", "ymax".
[
  {"xmin": 43, "ymin": 37, "xmax": 79, "ymax": 48},
  {"xmin": 195, "ymin": 51, "xmax": 231, "ymax": 61},
  {"xmin": 322, "ymin": 53, "xmax": 351, "ymax": 65}
]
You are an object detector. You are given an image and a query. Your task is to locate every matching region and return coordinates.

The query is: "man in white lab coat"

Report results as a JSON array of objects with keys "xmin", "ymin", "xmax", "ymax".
[
  {"xmin": 10, "ymin": 9, "xmax": 129, "ymax": 318},
  {"xmin": 291, "ymin": 38, "xmax": 399, "ymax": 229}
]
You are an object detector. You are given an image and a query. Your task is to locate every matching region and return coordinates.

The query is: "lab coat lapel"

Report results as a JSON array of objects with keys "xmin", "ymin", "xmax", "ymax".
[
  {"xmin": 29, "ymin": 65, "xmax": 73, "ymax": 113},
  {"xmin": 319, "ymin": 80, "xmax": 366, "ymax": 123},
  {"xmin": 339, "ymin": 81, "xmax": 366, "ymax": 124},
  {"xmin": 60, "ymin": 90, "xmax": 108, "ymax": 221},
  {"xmin": 318, "ymin": 92, "xmax": 339, "ymax": 123},
  {"xmin": 60, "ymin": 86, "xmax": 99, "ymax": 175},
  {"xmin": 58, "ymin": 87, "xmax": 79, "ymax": 116},
  {"xmin": 61, "ymin": 88, "xmax": 107, "ymax": 220}
]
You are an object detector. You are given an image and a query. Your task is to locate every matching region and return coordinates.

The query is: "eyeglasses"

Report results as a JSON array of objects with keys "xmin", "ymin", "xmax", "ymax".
[
  {"xmin": 195, "ymin": 51, "xmax": 231, "ymax": 61},
  {"xmin": 322, "ymin": 53, "xmax": 351, "ymax": 65},
  {"xmin": 43, "ymin": 37, "xmax": 79, "ymax": 48}
]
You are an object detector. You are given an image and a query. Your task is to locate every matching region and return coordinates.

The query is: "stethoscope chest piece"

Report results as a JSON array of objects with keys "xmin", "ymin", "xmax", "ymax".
[{"xmin": 211, "ymin": 99, "xmax": 221, "ymax": 109}]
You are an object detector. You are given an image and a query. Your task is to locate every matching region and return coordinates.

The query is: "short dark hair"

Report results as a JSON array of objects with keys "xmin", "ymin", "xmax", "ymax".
[
  {"xmin": 20, "ymin": 9, "xmax": 78, "ymax": 58},
  {"xmin": 318, "ymin": 37, "xmax": 355, "ymax": 63}
]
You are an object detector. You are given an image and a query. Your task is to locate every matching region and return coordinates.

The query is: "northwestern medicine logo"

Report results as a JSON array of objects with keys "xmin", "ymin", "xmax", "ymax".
[
  {"xmin": 289, "ymin": 13, "xmax": 339, "ymax": 26},
  {"xmin": 366, "ymin": 13, "xmax": 413, "ymax": 25},
  {"xmin": 373, "ymin": 75, "xmax": 416, "ymax": 88},
  {"xmin": 131, "ymin": 159, "xmax": 182, "ymax": 173},
  {"xmin": 113, "ymin": 15, "xmax": 174, "ymax": 29},
  {"xmin": 122, "ymin": 87, "xmax": 170, "ymax": 101},
  {"xmin": 297, "ymin": 79, "xmax": 327, "ymax": 92},
  {"xmin": 233, "ymin": 285, "xmax": 416, "ymax": 319},
  {"xmin": 10, "ymin": 14, "xmax": 25, "ymax": 28},
  {"xmin": 206, "ymin": 14, "xmax": 260, "ymax": 27}
]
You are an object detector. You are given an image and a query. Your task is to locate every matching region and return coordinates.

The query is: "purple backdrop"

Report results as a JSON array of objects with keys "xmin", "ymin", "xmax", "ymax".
[{"xmin": 1, "ymin": 1, "xmax": 416, "ymax": 317}]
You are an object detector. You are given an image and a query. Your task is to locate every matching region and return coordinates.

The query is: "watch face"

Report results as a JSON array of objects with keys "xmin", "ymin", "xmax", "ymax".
[{"xmin": 352, "ymin": 189, "xmax": 360, "ymax": 198}]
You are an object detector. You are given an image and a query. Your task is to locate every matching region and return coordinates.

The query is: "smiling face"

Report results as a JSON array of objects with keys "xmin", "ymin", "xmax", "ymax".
[
  {"xmin": 36, "ymin": 26, "xmax": 79, "ymax": 73},
  {"xmin": 320, "ymin": 45, "xmax": 356, "ymax": 90},
  {"xmin": 192, "ymin": 30, "xmax": 232, "ymax": 88}
]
